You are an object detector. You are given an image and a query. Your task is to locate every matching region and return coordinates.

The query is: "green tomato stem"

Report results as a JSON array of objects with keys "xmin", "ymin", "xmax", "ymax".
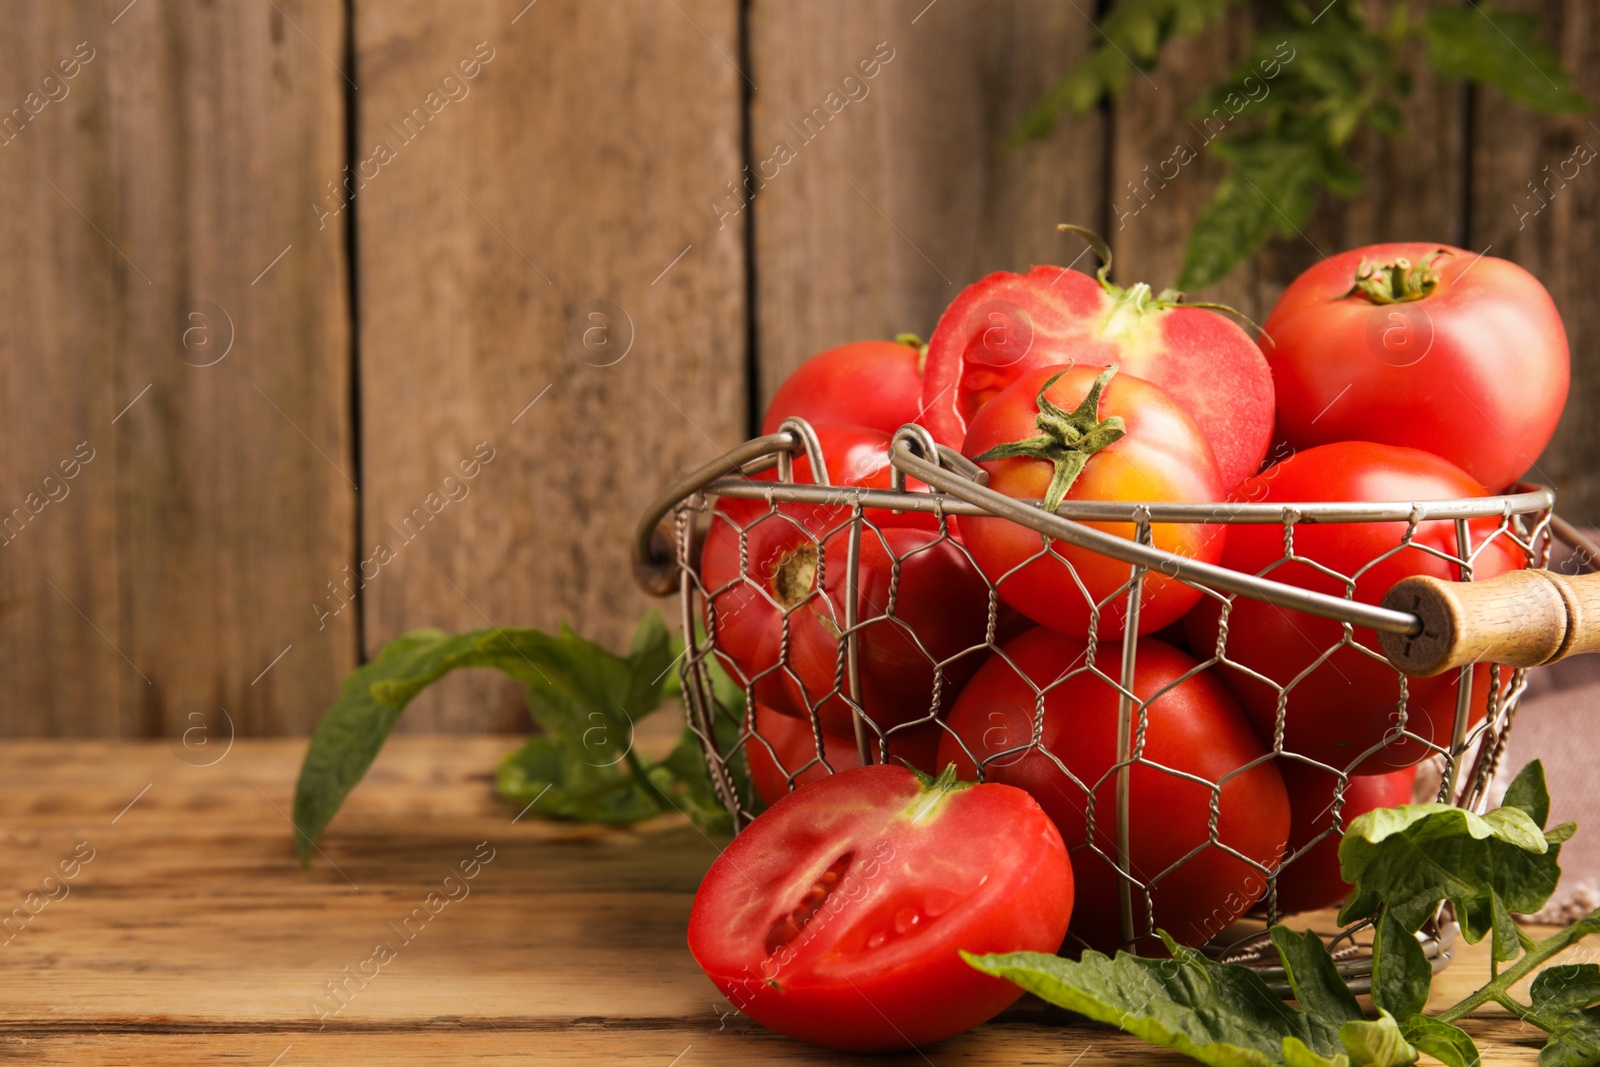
[{"xmin": 1435, "ymin": 909, "xmax": 1600, "ymax": 1026}]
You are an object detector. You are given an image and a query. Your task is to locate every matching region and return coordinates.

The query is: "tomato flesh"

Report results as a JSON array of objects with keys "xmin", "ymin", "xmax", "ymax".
[
  {"xmin": 921, "ymin": 266, "xmax": 1274, "ymax": 489},
  {"xmin": 689, "ymin": 764, "xmax": 1073, "ymax": 1052}
]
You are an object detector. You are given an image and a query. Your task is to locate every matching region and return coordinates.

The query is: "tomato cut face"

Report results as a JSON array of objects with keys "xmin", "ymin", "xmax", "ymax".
[
  {"xmin": 689, "ymin": 764, "xmax": 1073, "ymax": 1052},
  {"xmin": 921, "ymin": 264, "xmax": 1274, "ymax": 490}
]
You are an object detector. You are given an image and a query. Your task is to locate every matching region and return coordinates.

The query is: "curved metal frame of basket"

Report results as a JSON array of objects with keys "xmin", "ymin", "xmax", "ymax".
[{"xmin": 635, "ymin": 419, "xmax": 1569, "ymax": 987}]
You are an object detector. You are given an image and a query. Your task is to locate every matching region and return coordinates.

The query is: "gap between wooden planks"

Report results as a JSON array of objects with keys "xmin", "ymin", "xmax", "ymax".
[{"xmin": 0, "ymin": 736, "xmax": 1565, "ymax": 1065}]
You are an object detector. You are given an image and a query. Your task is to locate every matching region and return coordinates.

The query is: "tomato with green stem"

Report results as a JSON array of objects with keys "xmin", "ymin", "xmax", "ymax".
[
  {"xmin": 1262, "ymin": 243, "xmax": 1568, "ymax": 492},
  {"xmin": 960, "ymin": 363, "xmax": 1226, "ymax": 639}
]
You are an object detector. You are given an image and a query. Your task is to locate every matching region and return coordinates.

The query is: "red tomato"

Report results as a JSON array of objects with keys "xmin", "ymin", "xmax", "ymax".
[
  {"xmin": 761, "ymin": 337, "xmax": 925, "ymax": 437},
  {"xmin": 745, "ymin": 703, "xmax": 941, "ymax": 807},
  {"xmin": 960, "ymin": 364, "xmax": 1226, "ymax": 639},
  {"xmin": 1271, "ymin": 763, "xmax": 1417, "ymax": 916},
  {"xmin": 703, "ymin": 432, "xmax": 994, "ymax": 732},
  {"xmin": 1184, "ymin": 442, "xmax": 1525, "ymax": 773},
  {"xmin": 689, "ymin": 764, "xmax": 1073, "ymax": 1051},
  {"xmin": 1263, "ymin": 243, "xmax": 1569, "ymax": 491},
  {"xmin": 921, "ymin": 256, "xmax": 1273, "ymax": 489},
  {"xmin": 937, "ymin": 629, "xmax": 1288, "ymax": 954}
]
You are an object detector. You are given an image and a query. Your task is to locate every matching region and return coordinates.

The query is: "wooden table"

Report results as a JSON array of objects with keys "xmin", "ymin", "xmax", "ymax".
[{"xmin": 0, "ymin": 737, "xmax": 1568, "ymax": 1065}]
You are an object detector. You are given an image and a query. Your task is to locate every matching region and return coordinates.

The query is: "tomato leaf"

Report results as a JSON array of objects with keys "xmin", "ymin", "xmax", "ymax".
[
  {"xmin": 1397, "ymin": 1015, "xmax": 1478, "ymax": 1067},
  {"xmin": 293, "ymin": 611, "xmax": 742, "ymax": 865},
  {"xmin": 1009, "ymin": 0, "xmax": 1239, "ymax": 145},
  {"xmin": 1423, "ymin": 6, "xmax": 1587, "ymax": 115},
  {"xmin": 1370, "ymin": 908, "xmax": 1433, "ymax": 1021},
  {"xmin": 1529, "ymin": 963, "xmax": 1600, "ymax": 1067},
  {"xmin": 967, "ymin": 928, "xmax": 1424, "ymax": 1067},
  {"xmin": 1337, "ymin": 762, "xmax": 1572, "ymax": 961}
]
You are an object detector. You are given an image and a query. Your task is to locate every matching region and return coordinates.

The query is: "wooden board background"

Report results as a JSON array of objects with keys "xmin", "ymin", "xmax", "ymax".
[{"xmin": 0, "ymin": 1, "xmax": 1596, "ymax": 736}]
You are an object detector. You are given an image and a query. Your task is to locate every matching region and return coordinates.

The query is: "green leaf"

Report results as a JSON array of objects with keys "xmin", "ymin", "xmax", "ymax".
[
  {"xmin": 1371, "ymin": 909, "xmax": 1433, "ymax": 1021},
  {"xmin": 1529, "ymin": 962, "xmax": 1600, "ymax": 1067},
  {"xmin": 1398, "ymin": 1015, "xmax": 1479, "ymax": 1067},
  {"xmin": 1503, "ymin": 759, "xmax": 1552, "ymax": 829},
  {"xmin": 1338, "ymin": 1012, "xmax": 1418, "ymax": 1067},
  {"xmin": 293, "ymin": 626, "xmax": 572, "ymax": 863},
  {"xmin": 1337, "ymin": 797, "xmax": 1567, "ymax": 960},
  {"xmin": 1010, "ymin": 0, "xmax": 1239, "ymax": 144},
  {"xmin": 1179, "ymin": 138, "xmax": 1322, "ymax": 290},
  {"xmin": 293, "ymin": 612, "xmax": 724, "ymax": 864},
  {"xmin": 1272, "ymin": 926, "xmax": 1365, "ymax": 1047},
  {"xmin": 966, "ymin": 931, "xmax": 1342, "ymax": 1067},
  {"xmin": 1424, "ymin": 6, "xmax": 1588, "ymax": 115}
]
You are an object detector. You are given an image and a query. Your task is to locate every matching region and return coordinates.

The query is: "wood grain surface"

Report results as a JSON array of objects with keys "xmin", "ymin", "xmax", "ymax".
[
  {"xmin": 1471, "ymin": 0, "xmax": 1600, "ymax": 518},
  {"xmin": 0, "ymin": 0, "xmax": 357, "ymax": 738},
  {"xmin": 352, "ymin": 0, "xmax": 747, "ymax": 732},
  {"xmin": 747, "ymin": 0, "xmax": 1105, "ymax": 404},
  {"xmin": 0, "ymin": 736, "xmax": 1568, "ymax": 1065}
]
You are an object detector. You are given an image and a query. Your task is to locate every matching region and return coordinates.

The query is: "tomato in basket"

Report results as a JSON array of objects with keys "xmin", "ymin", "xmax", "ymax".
[
  {"xmin": 1183, "ymin": 441, "xmax": 1525, "ymax": 773},
  {"xmin": 745, "ymin": 702, "xmax": 941, "ymax": 806},
  {"xmin": 689, "ymin": 763, "xmax": 1073, "ymax": 1051},
  {"xmin": 760, "ymin": 336, "xmax": 926, "ymax": 437},
  {"xmin": 919, "ymin": 234, "xmax": 1273, "ymax": 490},
  {"xmin": 1262, "ymin": 243, "xmax": 1568, "ymax": 492},
  {"xmin": 1270, "ymin": 762, "xmax": 1418, "ymax": 915},
  {"xmin": 937, "ymin": 628, "xmax": 1289, "ymax": 954},
  {"xmin": 701, "ymin": 427, "xmax": 994, "ymax": 734},
  {"xmin": 959, "ymin": 363, "xmax": 1227, "ymax": 640}
]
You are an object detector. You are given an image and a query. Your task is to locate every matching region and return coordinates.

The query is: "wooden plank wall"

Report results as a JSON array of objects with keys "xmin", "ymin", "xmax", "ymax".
[{"xmin": 0, "ymin": 1, "xmax": 1594, "ymax": 736}]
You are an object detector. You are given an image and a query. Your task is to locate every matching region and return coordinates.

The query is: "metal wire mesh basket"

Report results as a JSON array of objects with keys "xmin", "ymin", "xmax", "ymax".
[{"xmin": 633, "ymin": 418, "xmax": 1597, "ymax": 992}]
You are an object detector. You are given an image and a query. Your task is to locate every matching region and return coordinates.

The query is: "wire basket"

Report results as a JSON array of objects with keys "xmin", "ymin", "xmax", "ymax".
[{"xmin": 633, "ymin": 419, "xmax": 1592, "ymax": 992}]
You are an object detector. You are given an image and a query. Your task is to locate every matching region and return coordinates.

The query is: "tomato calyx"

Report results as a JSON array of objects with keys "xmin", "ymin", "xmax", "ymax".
[
  {"xmin": 893, "ymin": 332, "xmax": 929, "ymax": 375},
  {"xmin": 902, "ymin": 762, "xmax": 973, "ymax": 824},
  {"xmin": 971, "ymin": 364, "xmax": 1126, "ymax": 513},
  {"xmin": 772, "ymin": 544, "xmax": 819, "ymax": 609},
  {"xmin": 1344, "ymin": 249, "xmax": 1451, "ymax": 305},
  {"xmin": 1057, "ymin": 223, "xmax": 1263, "ymax": 337}
]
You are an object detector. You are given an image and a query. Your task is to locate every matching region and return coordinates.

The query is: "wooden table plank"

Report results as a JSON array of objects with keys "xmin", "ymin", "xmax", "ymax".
[
  {"xmin": 0, "ymin": 737, "xmax": 1568, "ymax": 1064},
  {"xmin": 351, "ymin": 0, "xmax": 748, "ymax": 733},
  {"xmin": 0, "ymin": 1, "xmax": 357, "ymax": 738}
]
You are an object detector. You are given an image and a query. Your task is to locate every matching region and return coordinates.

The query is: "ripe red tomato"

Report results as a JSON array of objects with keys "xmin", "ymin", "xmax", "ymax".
[
  {"xmin": 1184, "ymin": 442, "xmax": 1525, "ymax": 773},
  {"xmin": 761, "ymin": 337, "xmax": 925, "ymax": 437},
  {"xmin": 745, "ymin": 703, "xmax": 941, "ymax": 807},
  {"xmin": 920, "ymin": 254, "xmax": 1273, "ymax": 489},
  {"xmin": 1271, "ymin": 763, "xmax": 1417, "ymax": 916},
  {"xmin": 1263, "ymin": 243, "xmax": 1569, "ymax": 491},
  {"xmin": 689, "ymin": 763, "xmax": 1073, "ymax": 1051},
  {"xmin": 937, "ymin": 629, "xmax": 1288, "ymax": 954},
  {"xmin": 960, "ymin": 364, "xmax": 1226, "ymax": 639},
  {"xmin": 703, "ymin": 429, "xmax": 994, "ymax": 733}
]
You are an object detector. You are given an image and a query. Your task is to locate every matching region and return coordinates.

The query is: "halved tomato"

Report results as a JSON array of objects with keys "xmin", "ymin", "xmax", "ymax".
[{"xmin": 689, "ymin": 764, "xmax": 1073, "ymax": 1051}]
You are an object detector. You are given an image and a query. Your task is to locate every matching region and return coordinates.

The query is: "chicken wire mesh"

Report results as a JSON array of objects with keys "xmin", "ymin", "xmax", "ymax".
[{"xmin": 639, "ymin": 420, "xmax": 1563, "ymax": 985}]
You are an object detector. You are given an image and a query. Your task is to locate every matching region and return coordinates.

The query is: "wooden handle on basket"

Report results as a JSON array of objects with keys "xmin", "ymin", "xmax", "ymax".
[{"xmin": 1378, "ymin": 569, "xmax": 1600, "ymax": 677}]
